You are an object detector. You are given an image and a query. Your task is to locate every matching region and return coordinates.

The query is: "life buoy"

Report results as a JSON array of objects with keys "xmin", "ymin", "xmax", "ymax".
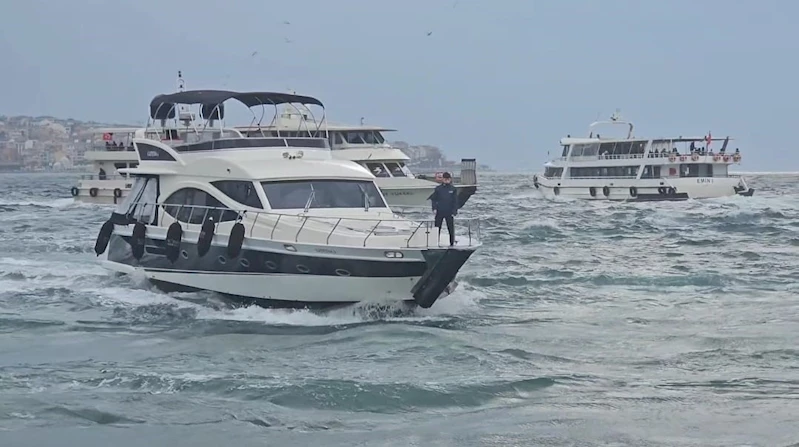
[
  {"xmin": 723, "ymin": 155, "xmax": 730, "ymax": 162},
  {"xmin": 679, "ymin": 155, "xmax": 687, "ymax": 162},
  {"xmin": 691, "ymin": 153, "xmax": 699, "ymax": 161},
  {"xmin": 732, "ymin": 154, "xmax": 741, "ymax": 162},
  {"xmin": 89, "ymin": 187, "xmax": 98, "ymax": 197},
  {"xmin": 165, "ymin": 222, "xmax": 183, "ymax": 263},
  {"xmin": 602, "ymin": 186, "xmax": 610, "ymax": 197},
  {"xmin": 70, "ymin": 187, "xmax": 79, "ymax": 197},
  {"xmin": 668, "ymin": 155, "xmax": 677, "ymax": 162},
  {"xmin": 589, "ymin": 186, "xmax": 596, "ymax": 197},
  {"xmin": 113, "ymin": 188, "xmax": 122, "ymax": 198},
  {"xmin": 93, "ymin": 220, "xmax": 115, "ymax": 256},
  {"xmin": 713, "ymin": 155, "xmax": 721, "ymax": 161},
  {"xmin": 197, "ymin": 218, "xmax": 215, "ymax": 257},
  {"xmin": 130, "ymin": 222, "xmax": 147, "ymax": 260},
  {"xmin": 668, "ymin": 187, "xmax": 676, "ymax": 195},
  {"xmin": 227, "ymin": 222, "xmax": 246, "ymax": 258},
  {"xmin": 553, "ymin": 186, "xmax": 560, "ymax": 196},
  {"xmin": 629, "ymin": 186, "xmax": 637, "ymax": 197},
  {"xmin": 658, "ymin": 187, "xmax": 665, "ymax": 195}
]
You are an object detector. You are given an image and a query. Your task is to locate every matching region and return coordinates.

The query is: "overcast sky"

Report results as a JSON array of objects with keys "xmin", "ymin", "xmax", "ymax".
[{"xmin": 1, "ymin": 0, "xmax": 796, "ymax": 171}]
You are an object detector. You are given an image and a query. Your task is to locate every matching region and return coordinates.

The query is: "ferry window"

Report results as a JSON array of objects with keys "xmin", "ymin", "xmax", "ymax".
[
  {"xmin": 163, "ymin": 187, "xmax": 238, "ymax": 224},
  {"xmin": 582, "ymin": 143, "xmax": 600, "ymax": 157},
  {"xmin": 334, "ymin": 133, "xmax": 344, "ymax": 145},
  {"xmin": 372, "ymin": 131, "xmax": 385, "ymax": 144},
  {"xmin": 599, "ymin": 142, "xmax": 615, "ymax": 156},
  {"xmin": 211, "ymin": 180, "xmax": 264, "ymax": 208},
  {"xmin": 261, "ymin": 180, "xmax": 387, "ymax": 209},
  {"xmin": 561, "ymin": 145, "xmax": 570, "ymax": 156},
  {"xmin": 362, "ymin": 131, "xmax": 382, "ymax": 144},
  {"xmin": 544, "ymin": 167, "xmax": 563, "ymax": 178},
  {"xmin": 384, "ymin": 162, "xmax": 407, "ymax": 177},
  {"xmin": 642, "ymin": 165, "xmax": 661, "ymax": 178},
  {"xmin": 365, "ymin": 162, "xmax": 390, "ymax": 177},
  {"xmin": 614, "ymin": 142, "xmax": 633, "ymax": 155},
  {"xmin": 631, "ymin": 141, "xmax": 647, "ymax": 155}
]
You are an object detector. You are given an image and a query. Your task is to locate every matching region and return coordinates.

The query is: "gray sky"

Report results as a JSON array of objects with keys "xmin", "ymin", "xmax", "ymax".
[{"xmin": 1, "ymin": 0, "xmax": 796, "ymax": 171}]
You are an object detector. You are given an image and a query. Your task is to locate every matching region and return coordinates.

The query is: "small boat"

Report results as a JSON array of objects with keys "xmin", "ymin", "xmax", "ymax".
[
  {"xmin": 534, "ymin": 112, "xmax": 755, "ymax": 201},
  {"xmin": 69, "ymin": 127, "xmax": 139, "ymax": 204},
  {"xmin": 93, "ymin": 87, "xmax": 481, "ymax": 309}
]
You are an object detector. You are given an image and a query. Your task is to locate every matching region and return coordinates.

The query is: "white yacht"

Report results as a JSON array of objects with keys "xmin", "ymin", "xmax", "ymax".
[
  {"xmin": 92, "ymin": 89, "xmax": 481, "ymax": 309},
  {"xmin": 70, "ymin": 128, "xmax": 139, "ymax": 204},
  {"xmin": 236, "ymin": 107, "xmax": 478, "ymax": 210},
  {"xmin": 534, "ymin": 113, "xmax": 755, "ymax": 201}
]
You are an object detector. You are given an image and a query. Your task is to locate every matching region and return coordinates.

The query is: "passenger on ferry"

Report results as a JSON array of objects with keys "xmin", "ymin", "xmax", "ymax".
[{"xmin": 98, "ymin": 168, "xmax": 106, "ymax": 180}]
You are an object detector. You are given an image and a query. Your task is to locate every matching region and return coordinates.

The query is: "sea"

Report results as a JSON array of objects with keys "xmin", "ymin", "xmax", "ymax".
[{"xmin": 1, "ymin": 172, "xmax": 798, "ymax": 447}]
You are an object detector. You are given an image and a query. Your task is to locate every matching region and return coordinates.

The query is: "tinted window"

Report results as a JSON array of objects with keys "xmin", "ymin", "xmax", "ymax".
[
  {"xmin": 212, "ymin": 180, "xmax": 263, "ymax": 208},
  {"xmin": 164, "ymin": 187, "xmax": 238, "ymax": 224},
  {"xmin": 261, "ymin": 180, "xmax": 387, "ymax": 209}
]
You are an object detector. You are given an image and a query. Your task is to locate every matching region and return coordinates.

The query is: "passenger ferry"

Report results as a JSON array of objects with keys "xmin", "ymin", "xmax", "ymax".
[
  {"xmin": 534, "ymin": 113, "xmax": 754, "ymax": 201},
  {"xmin": 70, "ymin": 128, "xmax": 139, "ymax": 204}
]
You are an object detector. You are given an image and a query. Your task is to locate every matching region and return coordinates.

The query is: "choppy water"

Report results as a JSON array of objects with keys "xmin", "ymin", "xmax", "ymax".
[{"xmin": 1, "ymin": 172, "xmax": 798, "ymax": 446}]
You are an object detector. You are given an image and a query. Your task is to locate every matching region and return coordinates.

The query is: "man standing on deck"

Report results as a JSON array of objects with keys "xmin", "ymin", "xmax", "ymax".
[{"xmin": 428, "ymin": 172, "xmax": 458, "ymax": 246}]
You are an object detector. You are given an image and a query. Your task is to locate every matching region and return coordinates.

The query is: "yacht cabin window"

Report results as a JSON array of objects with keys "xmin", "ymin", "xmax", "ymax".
[
  {"xmin": 211, "ymin": 180, "xmax": 264, "ymax": 208},
  {"xmin": 383, "ymin": 162, "xmax": 407, "ymax": 177},
  {"xmin": 163, "ymin": 187, "xmax": 238, "ymax": 224},
  {"xmin": 365, "ymin": 162, "xmax": 391, "ymax": 177},
  {"xmin": 111, "ymin": 175, "xmax": 158, "ymax": 224},
  {"xmin": 261, "ymin": 180, "xmax": 387, "ymax": 210}
]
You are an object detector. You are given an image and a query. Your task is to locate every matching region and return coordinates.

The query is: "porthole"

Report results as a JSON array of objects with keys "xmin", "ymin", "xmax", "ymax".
[
  {"xmin": 335, "ymin": 269, "xmax": 351, "ymax": 277},
  {"xmin": 296, "ymin": 264, "xmax": 310, "ymax": 274},
  {"xmin": 240, "ymin": 258, "xmax": 250, "ymax": 268},
  {"xmin": 218, "ymin": 256, "xmax": 227, "ymax": 265},
  {"xmin": 265, "ymin": 260, "xmax": 278, "ymax": 270},
  {"xmin": 180, "ymin": 250, "xmax": 189, "ymax": 259}
]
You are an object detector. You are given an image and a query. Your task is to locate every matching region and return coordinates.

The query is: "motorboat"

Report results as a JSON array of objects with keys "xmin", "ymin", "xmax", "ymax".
[
  {"xmin": 236, "ymin": 106, "xmax": 479, "ymax": 210},
  {"xmin": 534, "ymin": 112, "xmax": 755, "ymax": 201},
  {"xmin": 92, "ymin": 88, "xmax": 482, "ymax": 309}
]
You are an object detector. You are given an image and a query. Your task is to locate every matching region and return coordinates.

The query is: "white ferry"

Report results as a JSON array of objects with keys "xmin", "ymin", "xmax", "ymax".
[
  {"xmin": 70, "ymin": 128, "xmax": 139, "ymax": 204},
  {"xmin": 236, "ymin": 106, "xmax": 478, "ymax": 210},
  {"xmin": 534, "ymin": 113, "xmax": 754, "ymax": 201}
]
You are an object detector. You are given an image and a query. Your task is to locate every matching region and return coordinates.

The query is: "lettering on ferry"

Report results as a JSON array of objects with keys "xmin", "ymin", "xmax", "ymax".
[
  {"xmin": 387, "ymin": 191, "xmax": 414, "ymax": 196},
  {"xmin": 696, "ymin": 178, "xmax": 714, "ymax": 184},
  {"xmin": 314, "ymin": 247, "xmax": 337, "ymax": 254},
  {"xmin": 147, "ymin": 150, "xmax": 159, "ymax": 158}
]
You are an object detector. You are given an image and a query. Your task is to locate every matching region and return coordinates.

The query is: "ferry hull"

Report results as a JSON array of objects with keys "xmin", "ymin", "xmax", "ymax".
[
  {"xmin": 71, "ymin": 180, "xmax": 132, "ymax": 205},
  {"xmin": 536, "ymin": 177, "xmax": 753, "ymax": 201}
]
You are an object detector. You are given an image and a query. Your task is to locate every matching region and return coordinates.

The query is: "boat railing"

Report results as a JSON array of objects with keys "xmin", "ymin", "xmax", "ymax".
[
  {"xmin": 79, "ymin": 173, "xmax": 129, "ymax": 181},
  {"xmin": 127, "ymin": 203, "xmax": 481, "ymax": 249}
]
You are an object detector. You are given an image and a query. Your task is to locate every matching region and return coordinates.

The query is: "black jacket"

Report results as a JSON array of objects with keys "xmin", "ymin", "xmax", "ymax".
[{"xmin": 429, "ymin": 183, "xmax": 459, "ymax": 216}]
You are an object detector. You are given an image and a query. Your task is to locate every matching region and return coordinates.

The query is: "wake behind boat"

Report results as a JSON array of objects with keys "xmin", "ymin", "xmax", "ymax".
[
  {"xmin": 534, "ymin": 112, "xmax": 755, "ymax": 201},
  {"xmin": 92, "ymin": 88, "xmax": 481, "ymax": 309}
]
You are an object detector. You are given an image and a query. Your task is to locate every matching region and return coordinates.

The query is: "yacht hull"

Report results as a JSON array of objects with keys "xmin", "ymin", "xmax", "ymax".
[
  {"xmin": 536, "ymin": 176, "xmax": 754, "ymax": 201},
  {"xmin": 101, "ymin": 232, "xmax": 474, "ymax": 309}
]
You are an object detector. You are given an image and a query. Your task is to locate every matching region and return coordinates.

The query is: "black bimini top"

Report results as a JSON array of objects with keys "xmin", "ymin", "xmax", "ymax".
[{"xmin": 148, "ymin": 90, "xmax": 324, "ymax": 120}]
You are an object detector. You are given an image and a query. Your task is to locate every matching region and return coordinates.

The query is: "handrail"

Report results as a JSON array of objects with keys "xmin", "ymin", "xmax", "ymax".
[{"xmin": 121, "ymin": 202, "xmax": 481, "ymax": 249}]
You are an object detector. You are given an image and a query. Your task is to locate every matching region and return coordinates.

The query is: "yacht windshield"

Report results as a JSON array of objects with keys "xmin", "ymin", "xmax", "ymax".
[{"xmin": 261, "ymin": 180, "xmax": 387, "ymax": 210}]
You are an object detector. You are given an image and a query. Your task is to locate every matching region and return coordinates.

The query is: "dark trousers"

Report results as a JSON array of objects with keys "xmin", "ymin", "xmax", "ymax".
[{"xmin": 434, "ymin": 213, "xmax": 455, "ymax": 246}]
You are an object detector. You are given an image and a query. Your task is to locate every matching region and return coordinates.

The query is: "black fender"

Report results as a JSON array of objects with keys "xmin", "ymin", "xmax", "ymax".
[
  {"xmin": 227, "ymin": 222, "xmax": 246, "ymax": 258},
  {"xmin": 197, "ymin": 218, "xmax": 215, "ymax": 257},
  {"xmin": 130, "ymin": 222, "xmax": 147, "ymax": 260},
  {"xmin": 165, "ymin": 222, "xmax": 183, "ymax": 263},
  {"xmin": 93, "ymin": 220, "xmax": 115, "ymax": 256}
]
